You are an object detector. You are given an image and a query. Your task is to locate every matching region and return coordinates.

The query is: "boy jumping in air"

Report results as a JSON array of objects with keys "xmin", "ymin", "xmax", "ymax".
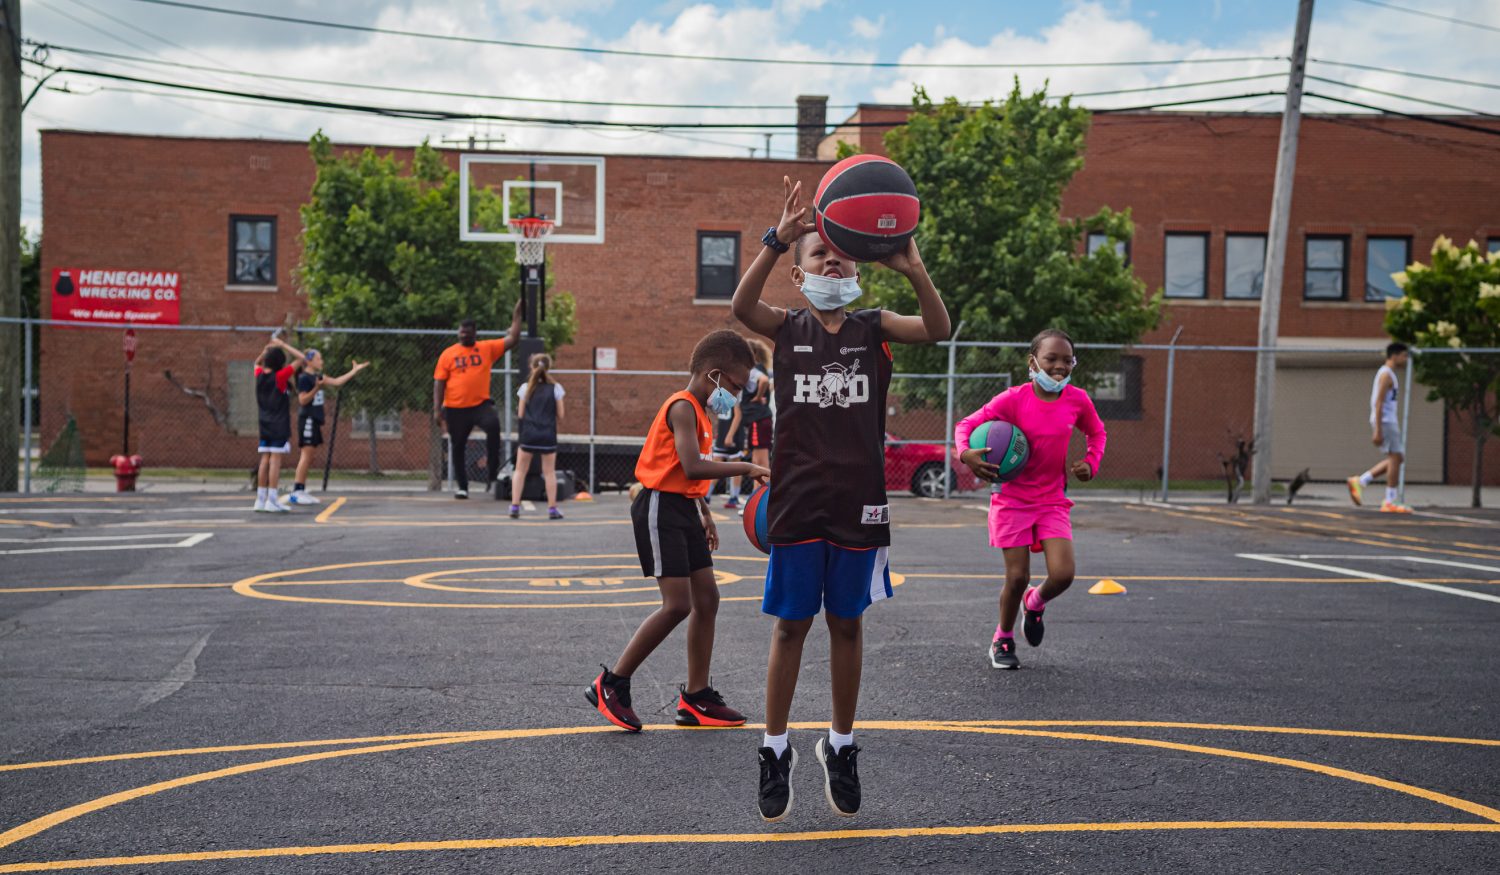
[{"xmin": 733, "ymin": 177, "xmax": 949, "ymax": 822}]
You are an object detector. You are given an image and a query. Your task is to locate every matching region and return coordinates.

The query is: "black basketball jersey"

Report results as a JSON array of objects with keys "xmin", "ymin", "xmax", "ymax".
[{"xmin": 768, "ymin": 307, "xmax": 893, "ymax": 548}]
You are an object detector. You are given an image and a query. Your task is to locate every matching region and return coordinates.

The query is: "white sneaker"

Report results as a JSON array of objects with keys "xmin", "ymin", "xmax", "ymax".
[
  {"xmin": 287, "ymin": 491, "xmax": 321, "ymax": 505},
  {"xmin": 253, "ymin": 499, "xmax": 267, "ymax": 512},
  {"xmin": 454, "ymin": 489, "xmax": 469, "ymax": 500},
  {"xmin": 264, "ymin": 499, "xmax": 290, "ymax": 513}
]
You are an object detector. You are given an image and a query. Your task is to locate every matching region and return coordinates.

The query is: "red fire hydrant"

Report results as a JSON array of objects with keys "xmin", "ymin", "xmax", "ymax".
[{"xmin": 109, "ymin": 454, "xmax": 143, "ymax": 492}]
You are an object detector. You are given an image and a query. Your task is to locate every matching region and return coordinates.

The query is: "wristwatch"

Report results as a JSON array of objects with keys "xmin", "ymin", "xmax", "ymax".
[{"xmin": 762, "ymin": 226, "xmax": 789, "ymax": 254}]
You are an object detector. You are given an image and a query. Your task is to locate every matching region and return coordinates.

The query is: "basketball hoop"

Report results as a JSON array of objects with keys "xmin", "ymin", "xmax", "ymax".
[{"xmin": 508, "ymin": 216, "xmax": 554, "ymax": 267}]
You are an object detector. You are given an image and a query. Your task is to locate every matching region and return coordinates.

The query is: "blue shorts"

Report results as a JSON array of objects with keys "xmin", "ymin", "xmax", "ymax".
[{"xmin": 762, "ymin": 541, "xmax": 892, "ymax": 620}]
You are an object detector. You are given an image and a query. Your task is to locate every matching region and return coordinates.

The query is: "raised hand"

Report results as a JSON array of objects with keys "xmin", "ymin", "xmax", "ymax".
[{"xmin": 776, "ymin": 176, "xmax": 817, "ymax": 247}]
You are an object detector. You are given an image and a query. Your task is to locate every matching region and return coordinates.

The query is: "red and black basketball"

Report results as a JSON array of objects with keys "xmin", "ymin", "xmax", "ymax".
[
  {"xmin": 814, "ymin": 155, "xmax": 921, "ymax": 262},
  {"xmin": 743, "ymin": 484, "xmax": 770, "ymax": 554}
]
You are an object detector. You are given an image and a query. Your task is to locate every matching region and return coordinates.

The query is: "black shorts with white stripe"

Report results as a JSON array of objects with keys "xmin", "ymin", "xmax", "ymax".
[{"xmin": 631, "ymin": 488, "xmax": 713, "ymax": 579}]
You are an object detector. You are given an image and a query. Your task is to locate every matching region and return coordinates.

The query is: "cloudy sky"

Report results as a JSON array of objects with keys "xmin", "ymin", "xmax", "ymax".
[{"xmin": 17, "ymin": 0, "xmax": 1500, "ymax": 231}]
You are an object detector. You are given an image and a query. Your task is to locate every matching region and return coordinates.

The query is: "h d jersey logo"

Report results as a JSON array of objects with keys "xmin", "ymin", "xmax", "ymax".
[
  {"xmin": 791, "ymin": 358, "xmax": 869, "ymax": 409},
  {"xmin": 451, "ymin": 352, "xmax": 484, "ymax": 373}
]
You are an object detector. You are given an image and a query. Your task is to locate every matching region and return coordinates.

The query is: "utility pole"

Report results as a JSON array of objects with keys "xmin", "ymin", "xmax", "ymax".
[
  {"xmin": 1, "ymin": 0, "xmax": 22, "ymax": 492},
  {"xmin": 1250, "ymin": 0, "xmax": 1314, "ymax": 505}
]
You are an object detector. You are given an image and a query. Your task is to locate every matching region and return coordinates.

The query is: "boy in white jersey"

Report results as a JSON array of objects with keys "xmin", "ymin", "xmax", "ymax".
[{"xmin": 1347, "ymin": 342, "xmax": 1411, "ymax": 513}]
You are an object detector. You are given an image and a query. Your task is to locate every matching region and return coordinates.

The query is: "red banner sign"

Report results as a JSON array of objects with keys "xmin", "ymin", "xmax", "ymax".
[{"xmin": 51, "ymin": 268, "xmax": 181, "ymax": 325}]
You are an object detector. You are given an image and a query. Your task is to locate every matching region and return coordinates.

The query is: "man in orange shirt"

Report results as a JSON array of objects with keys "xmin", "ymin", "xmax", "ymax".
[{"xmin": 433, "ymin": 301, "xmax": 522, "ymax": 498}]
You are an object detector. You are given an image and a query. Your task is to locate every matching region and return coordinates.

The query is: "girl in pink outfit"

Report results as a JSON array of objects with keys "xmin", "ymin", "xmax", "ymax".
[{"xmin": 955, "ymin": 329, "xmax": 1107, "ymax": 670}]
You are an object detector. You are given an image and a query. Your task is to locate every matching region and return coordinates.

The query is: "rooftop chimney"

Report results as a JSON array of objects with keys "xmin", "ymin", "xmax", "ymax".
[{"xmin": 796, "ymin": 95, "xmax": 828, "ymax": 160}]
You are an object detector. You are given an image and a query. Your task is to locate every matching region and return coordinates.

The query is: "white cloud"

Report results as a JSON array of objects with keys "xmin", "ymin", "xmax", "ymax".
[{"xmin": 850, "ymin": 14, "xmax": 884, "ymax": 39}]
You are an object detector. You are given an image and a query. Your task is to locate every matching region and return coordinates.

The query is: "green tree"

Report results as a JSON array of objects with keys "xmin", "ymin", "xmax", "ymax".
[
  {"xmin": 298, "ymin": 132, "xmax": 576, "ymax": 479},
  {"xmin": 1384, "ymin": 236, "xmax": 1500, "ymax": 507},
  {"xmin": 864, "ymin": 84, "xmax": 1160, "ymax": 408}
]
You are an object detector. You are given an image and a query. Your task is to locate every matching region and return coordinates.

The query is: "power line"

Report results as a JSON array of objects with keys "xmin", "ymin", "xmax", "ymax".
[
  {"xmin": 1310, "ymin": 58, "xmax": 1500, "ymax": 92},
  {"xmin": 36, "ymin": 42, "xmax": 1293, "ymax": 111},
  {"xmin": 117, "ymin": 0, "xmax": 1283, "ymax": 70},
  {"xmin": 1305, "ymin": 74, "xmax": 1499, "ymax": 118},
  {"xmin": 35, "ymin": 43, "xmax": 860, "ymax": 110},
  {"xmin": 1345, "ymin": 0, "xmax": 1500, "ymax": 35},
  {"xmin": 1302, "ymin": 91, "xmax": 1500, "ymax": 138},
  {"xmin": 32, "ymin": 62, "xmax": 1292, "ymax": 129}
]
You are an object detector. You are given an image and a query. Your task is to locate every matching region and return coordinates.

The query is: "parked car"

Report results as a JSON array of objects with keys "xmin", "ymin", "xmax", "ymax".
[{"xmin": 885, "ymin": 432, "xmax": 982, "ymax": 498}]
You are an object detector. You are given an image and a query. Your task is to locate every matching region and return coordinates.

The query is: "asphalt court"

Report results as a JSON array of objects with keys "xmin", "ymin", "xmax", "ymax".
[{"xmin": 1, "ymin": 492, "xmax": 1498, "ymax": 873}]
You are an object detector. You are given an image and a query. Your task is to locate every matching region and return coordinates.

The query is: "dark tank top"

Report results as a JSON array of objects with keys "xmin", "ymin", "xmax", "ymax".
[{"xmin": 768, "ymin": 308, "xmax": 892, "ymax": 547}]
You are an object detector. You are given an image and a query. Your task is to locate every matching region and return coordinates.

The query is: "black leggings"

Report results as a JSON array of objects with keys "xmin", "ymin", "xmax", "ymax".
[{"xmin": 445, "ymin": 400, "xmax": 500, "ymax": 491}]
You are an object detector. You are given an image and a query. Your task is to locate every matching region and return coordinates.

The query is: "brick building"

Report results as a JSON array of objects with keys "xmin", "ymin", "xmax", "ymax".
[{"xmin": 37, "ymin": 106, "xmax": 1500, "ymax": 487}]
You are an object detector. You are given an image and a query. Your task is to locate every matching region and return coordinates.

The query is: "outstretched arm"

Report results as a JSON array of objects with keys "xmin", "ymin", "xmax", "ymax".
[
  {"xmin": 324, "ymin": 361, "xmax": 369, "ymax": 388},
  {"xmin": 668, "ymin": 400, "xmax": 769, "ymax": 484},
  {"xmin": 272, "ymin": 336, "xmax": 307, "ymax": 369},
  {"xmin": 732, "ymin": 176, "xmax": 816, "ymax": 339},
  {"xmin": 505, "ymin": 298, "xmax": 523, "ymax": 350},
  {"xmin": 878, "ymin": 238, "xmax": 951, "ymax": 344}
]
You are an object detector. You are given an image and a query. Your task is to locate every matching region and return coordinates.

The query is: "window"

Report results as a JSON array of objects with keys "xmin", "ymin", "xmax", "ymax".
[
  {"xmin": 696, "ymin": 231, "xmax": 740, "ymax": 299},
  {"xmin": 229, "ymin": 215, "xmax": 276, "ymax": 286},
  {"xmin": 1086, "ymin": 232, "xmax": 1129, "ymax": 262},
  {"xmin": 1304, "ymin": 235, "xmax": 1348, "ymax": 300},
  {"xmin": 1365, "ymin": 236, "xmax": 1411, "ymax": 302},
  {"xmin": 1163, "ymin": 233, "xmax": 1208, "ymax": 299},
  {"xmin": 1488, "ymin": 238, "xmax": 1500, "ymax": 255},
  {"xmin": 1089, "ymin": 355, "xmax": 1143, "ymax": 421},
  {"xmin": 352, "ymin": 409, "xmax": 402, "ymax": 438},
  {"xmin": 1224, "ymin": 234, "xmax": 1266, "ymax": 300}
]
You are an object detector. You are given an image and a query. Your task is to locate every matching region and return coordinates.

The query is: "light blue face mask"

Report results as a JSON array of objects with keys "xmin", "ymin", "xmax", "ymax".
[
  {"xmin": 707, "ymin": 371, "xmax": 739, "ymax": 415},
  {"xmin": 1029, "ymin": 358, "xmax": 1074, "ymax": 393},
  {"xmin": 799, "ymin": 271, "xmax": 863, "ymax": 311}
]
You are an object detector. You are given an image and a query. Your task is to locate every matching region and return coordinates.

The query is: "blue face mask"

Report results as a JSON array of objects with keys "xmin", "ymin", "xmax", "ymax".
[
  {"xmin": 798, "ymin": 271, "xmax": 863, "ymax": 311},
  {"xmin": 707, "ymin": 372, "xmax": 739, "ymax": 415},
  {"xmin": 1029, "ymin": 358, "xmax": 1073, "ymax": 393}
]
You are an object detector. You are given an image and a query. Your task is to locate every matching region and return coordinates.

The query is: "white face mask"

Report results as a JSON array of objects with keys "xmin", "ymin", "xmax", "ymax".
[{"xmin": 798, "ymin": 271, "xmax": 863, "ymax": 311}]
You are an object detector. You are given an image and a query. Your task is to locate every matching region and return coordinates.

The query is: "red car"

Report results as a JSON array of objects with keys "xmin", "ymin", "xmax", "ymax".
[{"xmin": 885, "ymin": 432, "xmax": 983, "ymax": 498}]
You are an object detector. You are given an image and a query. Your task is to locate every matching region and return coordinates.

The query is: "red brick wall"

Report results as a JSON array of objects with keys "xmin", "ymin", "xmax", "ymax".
[{"xmin": 38, "ymin": 119, "xmax": 1500, "ymax": 483}]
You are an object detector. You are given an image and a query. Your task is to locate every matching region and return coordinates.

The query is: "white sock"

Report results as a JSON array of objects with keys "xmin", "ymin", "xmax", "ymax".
[
  {"xmin": 256, "ymin": 487, "xmax": 268, "ymax": 503},
  {"xmin": 1358, "ymin": 471, "xmax": 1375, "ymax": 487},
  {"xmin": 828, "ymin": 728, "xmax": 854, "ymax": 753},
  {"xmin": 1385, "ymin": 487, "xmax": 1399, "ymax": 504},
  {"xmin": 762, "ymin": 732, "xmax": 788, "ymax": 756}
]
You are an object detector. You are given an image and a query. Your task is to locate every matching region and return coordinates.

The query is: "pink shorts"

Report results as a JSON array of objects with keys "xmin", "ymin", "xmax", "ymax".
[{"xmin": 989, "ymin": 504, "xmax": 1072, "ymax": 551}]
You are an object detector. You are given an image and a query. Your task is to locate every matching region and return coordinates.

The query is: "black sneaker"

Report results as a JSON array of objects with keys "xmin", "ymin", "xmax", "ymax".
[
  {"xmin": 989, "ymin": 637, "xmax": 1019, "ymax": 669},
  {"xmin": 814, "ymin": 737, "xmax": 861, "ymax": 816},
  {"xmin": 584, "ymin": 665, "xmax": 642, "ymax": 732},
  {"xmin": 757, "ymin": 746, "xmax": 797, "ymax": 822},
  {"xmin": 1022, "ymin": 588, "xmax": 1045, "ymax": 647}
]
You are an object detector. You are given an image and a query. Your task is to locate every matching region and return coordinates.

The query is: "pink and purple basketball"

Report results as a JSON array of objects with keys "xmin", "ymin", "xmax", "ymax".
[
  {"xmin": 814, "ymin": 155, "xmax": 921, "ymax": 263},
  {"xmin": 743, "ymin": 484, "xmax": 770, "ymax": 554},
  {"xmin": 968, "ymin": 420, "xmax": 1030, "ymax": 482}
]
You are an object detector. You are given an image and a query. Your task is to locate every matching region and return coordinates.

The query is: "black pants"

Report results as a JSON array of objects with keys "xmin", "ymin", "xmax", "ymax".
[{"xmin": 445, "ymin": 400, "xmax": 500, "ymax": 491}]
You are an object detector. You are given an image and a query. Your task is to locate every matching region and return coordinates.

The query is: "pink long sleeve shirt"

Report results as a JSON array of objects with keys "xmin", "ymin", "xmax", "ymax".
[{"xmin": 954, "ymin": 384, "xmax": 1108, "ymax": 510}]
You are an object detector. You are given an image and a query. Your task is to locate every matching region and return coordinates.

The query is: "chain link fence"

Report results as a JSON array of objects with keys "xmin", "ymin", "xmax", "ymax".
[{"xmin": 9, "ymin": 318, "xmax": 1498, "ymax": 501}]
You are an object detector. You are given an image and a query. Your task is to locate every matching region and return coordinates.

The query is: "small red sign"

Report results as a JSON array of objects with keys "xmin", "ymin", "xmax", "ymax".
[
  {"xmin": 123, "ymin": 329, "xmax": 137, "ymax": 363},
  {"xmin": 50, "ymin": 268, "xmax": 181, "ymax": 325}
]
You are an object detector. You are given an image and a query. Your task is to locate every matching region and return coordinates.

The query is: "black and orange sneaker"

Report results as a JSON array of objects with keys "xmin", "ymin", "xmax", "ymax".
[
  {"xmin": 675, "ymin": 685, "xmax": 746, "ymax": 727},
  {"xmin": 584, "ymin": 665, "xmax": 641, "ymax": 732}
]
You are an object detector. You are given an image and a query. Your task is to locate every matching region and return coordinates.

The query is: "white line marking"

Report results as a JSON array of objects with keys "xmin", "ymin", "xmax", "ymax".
[
  {"xmin": 1410, "ymin": 510, "xmax": 1495, "ymax": 525},
  {"xmin": 0, "ymin": 508, "xmax": 251, "ymax": 516},
  {"xmin": 1238, "ymin": 554, "xmax": 1500, "ymax": 604},
  {"xmin": 137, "ymin": 629, "xmax": 213, "ymax": 709},
  {"xmin": 0, "ymin": 533, "xmax": 213, "ymax": 555},
  {"xmin": 1284, "ymin": 555, "xmax": 1500, "ymax": 575}
]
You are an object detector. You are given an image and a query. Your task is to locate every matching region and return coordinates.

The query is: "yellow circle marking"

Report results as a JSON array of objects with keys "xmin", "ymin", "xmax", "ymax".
[
  {"xmin": 403, "ymin": 567, "xmax": 743, "ymax": 595},
  {"xmin": 1, "ymin": 720, "xmax": 1496, "ymax": 868},
  {"xmin": 229, "ymin": 555, "xmax": 901, "ymax": 610}
]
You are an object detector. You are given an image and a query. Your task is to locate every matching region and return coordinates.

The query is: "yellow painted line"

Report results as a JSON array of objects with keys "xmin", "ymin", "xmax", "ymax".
[
  {"xmin": 2, "ymin": 822, "xmax": 1496, "ymax": 872},
  {"xmin": 0, "ymin": 733, "xmax": 479, "ymax": 773},
  {"xmin": 5, "ymin": 721, "xmax": 1497, "ymax": 855},
  {"xmin": 898, "ymin": 574, "xmax": 1500, "ymax": 585},
  {"xmin": 0, "ymin": 519, "xmax": 69, "ymax": 529},
  {"xmin": 313, "ymin": 496, "xmax": 346, "ymax": 524},
  {"xmin": 402, "ymin": 567, "xmax": 744, "ymax": 596},
  {"xmin": 8, "ymin": 719, "xmax": 1496, "ymax": 774}
]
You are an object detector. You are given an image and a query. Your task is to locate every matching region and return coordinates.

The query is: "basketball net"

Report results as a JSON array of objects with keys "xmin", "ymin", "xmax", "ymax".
[{"xmin": 508, "ymin": 216, "xmax": 554, "ymax": 267}]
